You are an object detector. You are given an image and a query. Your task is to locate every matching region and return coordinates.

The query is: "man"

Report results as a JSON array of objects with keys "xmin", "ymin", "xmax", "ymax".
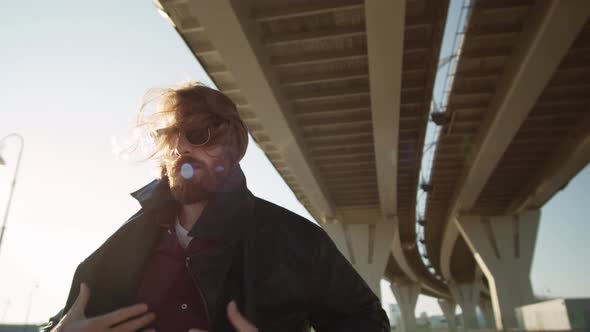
[{"xmin": 43, "ymin": 82, "xmax": 389, "ymax": 332}]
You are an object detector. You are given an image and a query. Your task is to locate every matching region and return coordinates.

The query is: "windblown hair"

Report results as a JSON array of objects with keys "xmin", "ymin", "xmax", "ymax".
[{"xmin": 133, "ymin": 82, "xmax": 249, "ymax": 177}]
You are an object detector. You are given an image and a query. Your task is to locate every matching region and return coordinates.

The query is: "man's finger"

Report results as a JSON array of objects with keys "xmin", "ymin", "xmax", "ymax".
[
  {"xmin": 227, "ymin": 301, "xmax": 258, "ymax": 332},
  {"xmin": 92, "ymin": 303, "xmax": 149, "ymax": 327},
  {"xmin": 68, "ymin": 283, "xmax": 90, "ymax": 319},
  {"xmin": 110, "ymin": 312, "xmax": 155, "ymax": 332}
]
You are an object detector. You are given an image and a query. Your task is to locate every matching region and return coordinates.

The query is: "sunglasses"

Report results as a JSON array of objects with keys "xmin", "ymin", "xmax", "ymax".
[
  {"xmin": 183, "ymin": 127, "xmax": 211, "ymax": 146},
  {"xmin": 152, "ymin": 127, "xmax": 212, "ymax": 146}
]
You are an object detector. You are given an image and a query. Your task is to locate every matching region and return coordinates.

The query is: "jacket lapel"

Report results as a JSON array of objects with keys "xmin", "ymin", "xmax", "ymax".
[
  {"xmin": 85, "ymin": 208, "xmax": 165, "ymax": 316},
  {"xmin": 186, "ymin": 241, "xmax": 240, "ymax": 325}
]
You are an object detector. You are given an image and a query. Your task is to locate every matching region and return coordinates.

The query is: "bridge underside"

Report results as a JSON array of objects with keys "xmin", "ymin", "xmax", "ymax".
[{"xmin": 157, "ymin": 0, "xmax": 590, "ymax": 329}]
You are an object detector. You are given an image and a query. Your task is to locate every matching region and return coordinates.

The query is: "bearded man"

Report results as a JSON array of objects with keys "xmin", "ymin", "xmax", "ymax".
[{"xmin": 43, "ymin": 82, "xmax": 389, "ymax": 332}]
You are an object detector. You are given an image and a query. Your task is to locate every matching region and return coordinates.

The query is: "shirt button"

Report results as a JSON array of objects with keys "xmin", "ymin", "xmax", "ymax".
[
  {"xmin": 181, "ymin": 303, "xmax": 188, "ymax": 310},
  {"xmin": 167, "ymin": 229, "xmax": 172, "ymax": 235}
]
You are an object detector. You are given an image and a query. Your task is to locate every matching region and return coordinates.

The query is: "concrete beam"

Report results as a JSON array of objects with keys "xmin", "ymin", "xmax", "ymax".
[
  {"xmin": 253, "ymin": 0, "xmax": 363, "ymax": 22},
  {"xmin": 280, "ymin": 69, "xmax": 368, "ymax": 87},
  {"xmin": 365, "ymin": 0, "xmax": 403, "ymax": 220},
  {"xmin": 185, "ymin": 0, "xmax": 336, "ymax": 220},
  {"xmin": 456, "ymin": 210, "xmax": 541, "ymax": 329},
  {"xmin": 390, "ymin": 283, "xmax": 420, "ymax": 332},
  {"xmin": 439, "ymin": 0, "xmax": 590, "ymax": 281},
  {"xmin": 264, "ymin": 26, "xmax": 365, "ymax": 46},
  {"xmin": 438, "ymin": 299, "xmax": 457, "ymax": 332},
  {"xmin": 323, "ymin": 217, "xmax": 395, "ymax": 297},
  {"xmin": 508, "ymin": 115, "xmax": 590, "ymax": 213},
  {"xmin": 364, "ymin": 0, "xmax": 423, "ymax": 298},
  {"xmin": 449, "ymin": 281, "xmax": 481, "ymax": 329},
  {"xmin": 271, "ymin": 48, "xmax": 367, "ymax": 67},
  {"xmin": 479, "ymin": 299, "xmax": 496, "ymax": 329},
  {"xmin": 391, "ymin": 226, "xmax": 419, "ymax": 284}
]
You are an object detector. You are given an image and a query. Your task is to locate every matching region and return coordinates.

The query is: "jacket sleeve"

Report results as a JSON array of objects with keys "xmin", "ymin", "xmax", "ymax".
[{"xmin": 309, "ymin": 228, "xmax": 390, "ymax": 332}]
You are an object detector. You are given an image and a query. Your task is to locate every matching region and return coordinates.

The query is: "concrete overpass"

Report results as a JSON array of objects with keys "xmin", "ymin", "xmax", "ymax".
[
  {"xmin": 155, "ymin": 0, "xmax": 590, "ymax": 330},
  {"xmin": 426, "ymin": 0, "xmax": 590, "ymax": 329}
]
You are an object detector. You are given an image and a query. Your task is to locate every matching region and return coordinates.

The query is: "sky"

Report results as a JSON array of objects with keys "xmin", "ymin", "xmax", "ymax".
[{"xmin": 1, "ymin": 0, "xmax": 589, "ymax": 325}]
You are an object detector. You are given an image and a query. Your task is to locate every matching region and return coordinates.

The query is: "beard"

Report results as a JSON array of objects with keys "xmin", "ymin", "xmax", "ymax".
[{"xmin": 165, "ymin": 155, "xmax": 229, "ymax": 204}]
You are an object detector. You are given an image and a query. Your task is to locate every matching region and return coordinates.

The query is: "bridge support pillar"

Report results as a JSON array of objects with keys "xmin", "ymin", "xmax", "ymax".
[
  {"xmin": 456, "ymin": 209, "xmax": 540, "ymax": 329},
  {"xmin": 449, "ymin": 282, "xmax": 480, "ymax": 330},
  {"xmin": 323, "ymin": 216, "xmax": 395, "ymax": 299},
  {"xmin": 437, "ymin": 299, "xmax": 457, "ymax": 332},
  {"xmin": 479, "ymin": 299, "xmax": 495, "ymax": 329},
  {"xmin": 390, "ymin": 283, "xmax": 420, "ymax": 332}
]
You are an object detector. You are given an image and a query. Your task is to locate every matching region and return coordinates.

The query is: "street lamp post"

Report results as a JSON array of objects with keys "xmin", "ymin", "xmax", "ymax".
[{"xmin": 0, "ymin": 133, "xmax": 25, "ymax": 256}]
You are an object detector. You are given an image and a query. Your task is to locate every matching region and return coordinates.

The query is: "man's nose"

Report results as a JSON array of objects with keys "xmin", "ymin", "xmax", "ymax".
[{"xmin": 174, "ymin": 133, "xmax": 192, "ymax": 156}]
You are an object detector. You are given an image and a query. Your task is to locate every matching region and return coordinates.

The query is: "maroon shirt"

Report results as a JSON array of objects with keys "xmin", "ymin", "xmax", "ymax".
[{"xmin": 136, "ymin": 221, "xmax": 222, "ymax": 332}]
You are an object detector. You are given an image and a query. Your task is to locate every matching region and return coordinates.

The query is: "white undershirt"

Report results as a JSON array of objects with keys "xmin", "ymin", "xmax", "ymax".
[{"xmin": 175, "ymin": 218, "xmax": 194, "ymax": 249}]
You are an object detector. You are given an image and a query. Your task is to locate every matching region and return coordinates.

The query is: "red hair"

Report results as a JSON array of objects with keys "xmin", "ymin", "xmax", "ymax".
[{"xmin": 134, "ymin": 82, "xmax": 249, "ymax": 177}]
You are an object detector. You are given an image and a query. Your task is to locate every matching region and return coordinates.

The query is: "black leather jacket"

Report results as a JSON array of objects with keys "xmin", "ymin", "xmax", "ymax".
[{"xmin": 42, "ymin": 170, "xmax": 389, "ymax": 332}]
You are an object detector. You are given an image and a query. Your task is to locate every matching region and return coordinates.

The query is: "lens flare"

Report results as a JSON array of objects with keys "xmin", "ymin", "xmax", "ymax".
[{"xmin": 180, "ymin": 163, "xmax": 194, "ymax": 179}]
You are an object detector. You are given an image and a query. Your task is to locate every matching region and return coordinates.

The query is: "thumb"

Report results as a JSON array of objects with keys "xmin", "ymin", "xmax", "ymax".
[
  {"xmin": 227, "ymin": 301, "xmax": 257, "ymax": 332},
  {"xmin": 68, "ymin": 283, "xmax": 90, "ymax": 319}
]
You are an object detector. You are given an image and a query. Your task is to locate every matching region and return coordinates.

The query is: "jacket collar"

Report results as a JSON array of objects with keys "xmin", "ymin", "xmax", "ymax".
[{"xmin": 130, "ymin": 165, "xmax": 255, "ymax": 243}]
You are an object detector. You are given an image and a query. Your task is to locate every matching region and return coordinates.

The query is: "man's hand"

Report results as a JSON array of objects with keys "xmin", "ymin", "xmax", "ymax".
[
  {"xmin": 53, "ymin": 283, "xmax": 155, "ymax": 332},
  {"xmin": 188, "ymin": 300, "xmax": 258, "ymax": 332},
  {"xmin": 226, "ymin": 301, "xmax": 258, "ymax": 332}
]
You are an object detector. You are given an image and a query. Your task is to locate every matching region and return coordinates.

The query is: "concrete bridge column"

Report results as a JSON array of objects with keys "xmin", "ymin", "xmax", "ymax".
[
  {"xmin": 391, "ymin": 283, "xmax": 420, "ymax": 332},
  {"xmin": 437, "ymin": 299, "xmax": 457, "ymax": 332},
  {"xmin": 456, "ymin": 209, "xmax": 540, "ymax": 329},
  {"xmin": 323, "ymin": 216, "xmax": 395, "ymax": 298},
  {"xmin": 449, "ymin": 282, "xmax": 480, "ymax": 330},
  {"xmin": 479, "ymin": 299, "xmax": 495, "ymax": 329}
]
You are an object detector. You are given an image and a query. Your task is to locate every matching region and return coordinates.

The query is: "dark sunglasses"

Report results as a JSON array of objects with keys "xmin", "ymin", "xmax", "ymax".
[
  {"xmin": 151, "ymin": 127, "xmax": 212, "ymax": 146},
  {"xmin": 184, "ymin": 127, "xmax": 211, "ymax": 146}
]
